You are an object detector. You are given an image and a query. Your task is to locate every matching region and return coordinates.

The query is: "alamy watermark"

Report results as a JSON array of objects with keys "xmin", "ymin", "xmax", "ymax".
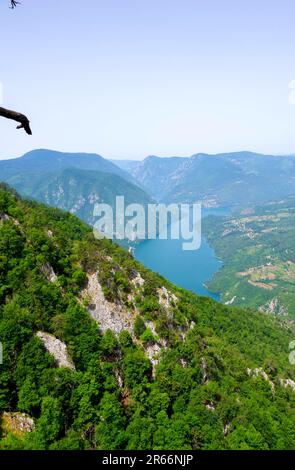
[
  {"xmin": 0, "ymin": 341, "xmax": 3, "ymax": 365},
  {"xmin": 93, "ymin": 196, "xmax": 202, "ymax": 251}
]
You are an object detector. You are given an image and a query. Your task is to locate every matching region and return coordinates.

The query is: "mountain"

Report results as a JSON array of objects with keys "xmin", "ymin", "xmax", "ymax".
[
  {"xmin": 0, "ymin": 149, "xmax": 152, "ymax": 230},
  {"xmin": 0, "ymin": 149, "xmax": 134, "ymax": 184},
  {"xmin": 112, "ymin": 155, "xmax": 183, "ymax": 201},
  {"xmin": 7, "ymin": 167, "xmax": 153, "ymax": 227},
  {"xmin": 110, "ymin": 159, "xmax": 141, "ymax": 174},
  {"xmin": 203, "ymin": 196, "xmax": 295, "ymax": 317},
  {"xmin": 1, "ymin": 185, "xmax": 295, "ymax": 450},
  {"xmin": 112, "ymin": 152, "xmax": 295, "ymax": 207}
]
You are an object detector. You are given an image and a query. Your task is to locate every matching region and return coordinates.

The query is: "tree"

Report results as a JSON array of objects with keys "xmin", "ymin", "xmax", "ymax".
[
  {"xmin": 0, "ymin": 2, "xmax": 32, "ymax": 134},
  {"xmin": 10, "ymin": 1, "xmax": 20, "ymax": 8},
  {"xmin": 35, "ymin": 397, "xmax": 63, "ymax": 447}
]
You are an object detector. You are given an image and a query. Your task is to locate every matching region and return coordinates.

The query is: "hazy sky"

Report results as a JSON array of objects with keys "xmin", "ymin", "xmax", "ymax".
[{"xmin": 1, "ymin": 0, "xmax": 295, "ymax": 160}]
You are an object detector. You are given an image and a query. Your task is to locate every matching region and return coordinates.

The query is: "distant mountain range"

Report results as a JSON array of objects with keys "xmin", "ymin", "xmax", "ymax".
[
  {"xmin": 2, "ymin": 150, "xmax": 295, "ymax": 226},
  {"xmin": 112, "ymin": 151, "xmax": 295, "ymax": 207},
  {"xmin": 0, "ymin": 149, "xmax": 153, "ymax": 227},
  {"xmin": 1, "ymin": 148, "xmax": 135, "ymax": 186}
]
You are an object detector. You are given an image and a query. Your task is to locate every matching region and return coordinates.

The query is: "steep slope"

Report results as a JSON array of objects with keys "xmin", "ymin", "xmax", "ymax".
[
  {"xmin": 110, "ymin": 159, "xmax": 141, "ymax": 174},
  {"xmin": 0, "ymin": 150, "xmax": 153, "ymax": 231},
  {"xmin": 115, "ymin": 152, "xmax": 295, "ymax": 207},
  {"xmin": 0, "ymin": 185, "xmax": 295, "ymax": 450},
  {"xmin": 8, "ymin": 167, "xmax": 154, "ymax": 227},
  {"xmin": 113, "ymin": 155, "xmax": 184, "ymax": 201}
]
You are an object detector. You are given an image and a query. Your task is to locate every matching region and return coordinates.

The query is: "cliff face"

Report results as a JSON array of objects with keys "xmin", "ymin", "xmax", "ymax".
[
  {"xmin": 114, "ymin": 152, "xmax": 295, "ymax": 206},
  {"xmin": 1, "ymin": 184, "xmax": 295, "ymax": 450}
]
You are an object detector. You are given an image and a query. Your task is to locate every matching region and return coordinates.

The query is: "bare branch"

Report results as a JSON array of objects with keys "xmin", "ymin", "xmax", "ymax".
[
  {"xmin": 10, "ymin": 1, "xmax": 20, "ymax": 8},
  {"xmin": 0, "ymin": 107, "xmax": 32, "ymax": 135}
]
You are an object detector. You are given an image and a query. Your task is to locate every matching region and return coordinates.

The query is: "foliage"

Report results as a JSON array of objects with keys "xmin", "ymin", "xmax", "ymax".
[{"xmin": 0, "ymin": 187, "xmax": 295, "ymax": 450}]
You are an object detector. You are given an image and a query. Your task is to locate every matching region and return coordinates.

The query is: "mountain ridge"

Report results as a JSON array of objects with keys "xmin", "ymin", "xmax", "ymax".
[
  {"xmin": 0, "ymin": 149, "xmax": 152, "ymax": 230},
  {"xmin": 112, "ymin": 151, "xmax": 295, "ymax": 206}
]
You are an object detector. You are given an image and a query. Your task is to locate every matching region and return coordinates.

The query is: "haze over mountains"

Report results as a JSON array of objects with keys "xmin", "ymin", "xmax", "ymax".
[
  {"xmin": 0, "ymin": 149, "xmax": 153, "ymax": 226},
  {"xmin": 1, "ymin": 150, "xmax": 295, "ymax": 227},
  {"xmin": 113, "ymin": 151, "xmax": 295, "ymax": 207},
  {"xmin": 1, "ymin": 149, "xmax": 133, "ymax": 182}
]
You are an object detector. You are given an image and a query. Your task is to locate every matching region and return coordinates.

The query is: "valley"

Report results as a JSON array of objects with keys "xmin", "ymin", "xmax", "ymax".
[{"xmin": 2, "ymin": 149, "xmax": 295, "ymax": 312}]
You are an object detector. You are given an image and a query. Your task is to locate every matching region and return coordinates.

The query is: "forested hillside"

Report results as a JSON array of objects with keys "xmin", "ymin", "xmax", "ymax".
[
  {"xmin": 1, "ymin": 185, "xmax": 295, "ymax": 450},
  {"xmin": 203, "ymin": 197, "xmax": 295, "ymax": 317},
  {"xmin": 17, "ymin": 167, "xmax": 153, "ymax": 227},
  {"xmin": 0, "ymin": 150, "xmax": 151, "ymax": 229}
]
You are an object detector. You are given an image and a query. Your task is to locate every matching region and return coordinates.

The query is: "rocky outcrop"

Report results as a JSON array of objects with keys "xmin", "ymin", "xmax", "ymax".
[
  {"xmin": 70, "ymin": 196, "xmax": 86, "ymax": 214},
  {"xmin": 280, "ymin": 378, "xmax": 295, "ymax": 392},
  {"xmin": 46, "ymin": 229, "xmax": 53, "ymax": 238},
  {"xmin": 1, "ymin": 412, "xmax": 35, "ymax": 436},
  {"xmin": 0, "ymin": 212, "xmax": 10, "ymax": 222},
  {"xmin": 180, "ymin": 358, "xmax": 188, "ymax": 368},
  {"xmin": 205, "ymin": 400, "xmax": 215, "ymax": 411},
  {"xmin": 225, "ymin": 296, "xmax": 236, "ymax": 305},
  {"xmin": 247, "ymin": 367, "xmax": 275, "ymax": 392},
  {"xmin": 81, "ymin": 273, "xmax": 134, "ymax": 335},
  {"xmin": 144, "ymin": 343, "xmax": 162, "ymax": 374},
  {"xmin": 131, "ymin": 272, "xmax": 145, "ymax": 288},
  {"xmin": 114, "ymin": 367, "xmax": 124, "ymax": 389},
  {"xmin": 40, "ymin": 262, "xmax": 58, "ymax": 283},
  {"xmin": 36, "ymin": 332, "xmax": 75, "ymax": 370},
  {"xmin": 223, "ymin": 422, "xmax": 230, "ymax": 436},
  {"xmin": 0, "ymin": 212, "xmax": 20, "ymax": 227},
  {"xmin": 158, "ymin": 286, "xmax": 178, "ymax": 314},
  {"xmin": 259, "ymin": 298, "xmax": 288, "ymax": 316},
  {"xmin": 201, "ymin": 357, "xmax": 209, "ymax": 384}
]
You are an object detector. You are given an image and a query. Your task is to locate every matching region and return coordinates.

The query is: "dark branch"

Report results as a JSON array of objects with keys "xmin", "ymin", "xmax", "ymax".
[
  {"xmin": 0, "ymin": 107, "xmax": 32, "ymax": 135},
  {"xmin": 10, "ymin": 1, "xmax": 20, "ymax": 8}
]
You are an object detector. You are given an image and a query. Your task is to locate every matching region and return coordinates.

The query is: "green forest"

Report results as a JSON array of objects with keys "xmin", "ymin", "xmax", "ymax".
[
  {"xmin": 0, "ymin": 185, "xmax": 295, "ymax": 450},
  {"xmin": 203, "ymin": 197, "xmax": 295, "ymax": 317}
]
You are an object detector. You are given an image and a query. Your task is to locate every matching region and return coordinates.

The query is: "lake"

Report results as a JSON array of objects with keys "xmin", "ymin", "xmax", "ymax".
[{"xmin": 135, "ymin": 207, "xmax": 229, "ymax": 300}]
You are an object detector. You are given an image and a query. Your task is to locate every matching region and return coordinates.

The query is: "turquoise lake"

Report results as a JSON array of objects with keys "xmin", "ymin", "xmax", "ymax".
[{"xmin": 135, "ymin": 208, "xmax": 229, "ymax": 300}]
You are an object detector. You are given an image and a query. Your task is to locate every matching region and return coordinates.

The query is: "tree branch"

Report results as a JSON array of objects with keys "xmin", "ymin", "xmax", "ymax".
[
  {"xmin": 0, "ymin": 106, "xmax": 32, "ymax": 135},
  {"xmin": 10, "ymin": 1, "xmax": 20, "ymax": 8}
]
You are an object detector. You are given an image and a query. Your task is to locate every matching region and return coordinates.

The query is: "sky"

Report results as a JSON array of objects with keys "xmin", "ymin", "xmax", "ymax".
[{"xmin": 1, "ymin": 0, "xmax": 295, "ymax": 160}]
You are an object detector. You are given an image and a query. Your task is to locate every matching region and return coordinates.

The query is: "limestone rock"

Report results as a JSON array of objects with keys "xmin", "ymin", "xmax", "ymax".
[
  {"xmin": 158, "ymin": 286, "xmax": 178, "ymax": 317},
  {"xmin": 247, "ymin": 367, "xmax": 275, "ymax": 392},
  {"xmin": 40, "ymin": 262, "xmax": 58, "ymax": 283},
  {"xmin": 2, "ymin": 412, "xmax": 35, "ymax": 436},
  {"xmin": 280, "ymin": 378, "xmax": 295, "ymax": 392},
  {"xmin": 81, "ymin": 273, "xmax": 134, "ymax": 335},
  {"xmin": 36, "ymin": 331, "xmax": 75, "ymax": 370}
]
